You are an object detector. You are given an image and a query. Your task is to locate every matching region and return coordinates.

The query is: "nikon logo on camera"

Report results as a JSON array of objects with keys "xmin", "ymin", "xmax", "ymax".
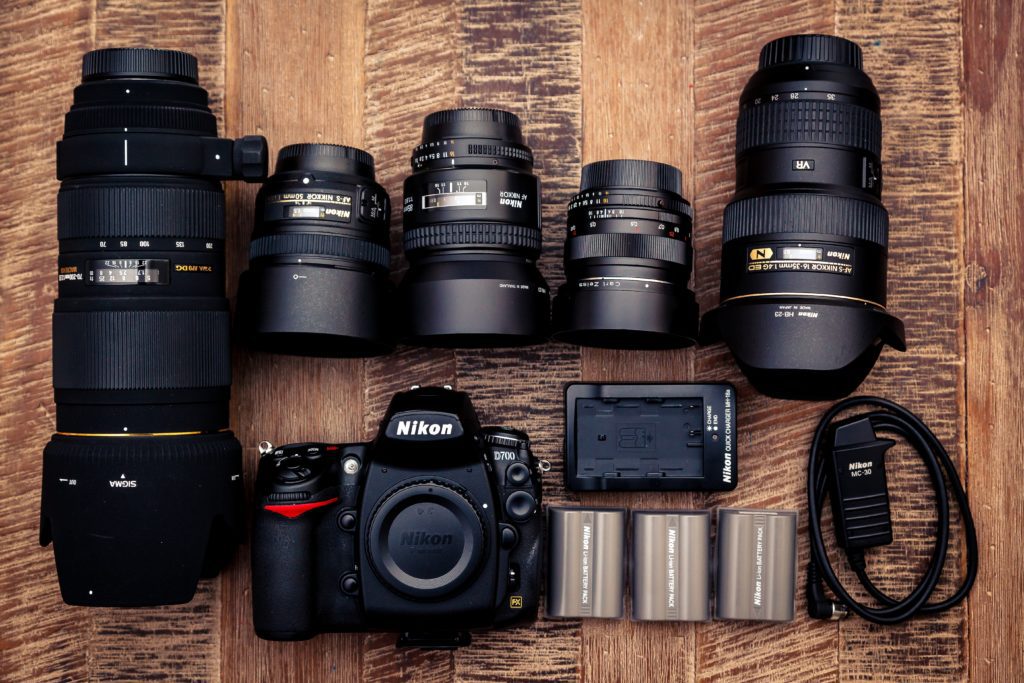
[
  {"xmin": 400, "ymin": 531, "xmax": 453, "ymax": 547},
  {"xmin": 385, "ymin": 412, "xmax": 464, "ymax": 440}
]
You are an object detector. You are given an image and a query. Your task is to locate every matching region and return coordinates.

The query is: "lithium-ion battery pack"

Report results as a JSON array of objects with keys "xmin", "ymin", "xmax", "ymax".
[{"xmin": 564, "ymin": 383, "xmax": 737, "ymax": 491}]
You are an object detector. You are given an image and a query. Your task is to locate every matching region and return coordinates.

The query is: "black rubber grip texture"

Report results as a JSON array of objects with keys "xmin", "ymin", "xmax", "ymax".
[
  {"xmin": 277, "ymin": 143, "xmax": 375, "ymax": 171},
  {"xmin": 403, "ymin": 223, "xmax": 542, "ymax": 252},
  {"xmin": 758, "ymin": 35, "xmax": 863, "ymax": 70},
  {"xmin": 723, "ymin": 193, "xmax": 889, "ymax": 247},
  {"xmin": 424, "ymin": 108, "xmax": 521, "ymax": 129},
  {"xmin": 580, "ymin": 159, "xmax": 683, "ymax": 194},
  {"xmin": 567, "ymin": 232, "xmax": 691, "ymax": 267},
  {"xmin": 248, "ymin": 233, "xmax": 390, "ymax": 269},
  {"xmin": 736, "ymin": 100, "xmax": 881, "ymax": 157},
  {"xmin": 52, "ymin": 309, "xmax": 231, "ymax": 390},
  {"xmin": 83, "ymin": 48, "xmax": 199, "ymax": 83},
  {"xmin": 57, "ymin": 184, "xmax": 225, "ymax": 240},
  {"xmin": 63, "ymin": 105, "xmax": 217, "ymax": 135},
  {"xmin": 44, "ymin": 431, "xmax": 240, "ymax": 462},
  {"xmin": 466, "ymin": 143, "xmax": 533, "ymax": 163}
]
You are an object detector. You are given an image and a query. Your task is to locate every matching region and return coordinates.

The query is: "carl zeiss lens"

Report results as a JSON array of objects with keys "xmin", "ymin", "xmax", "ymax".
[
  {"xmin": 42, "ymin": 48, "xmax": 267, "ymax": 606},
  {"xmin": 238, "ymin": 144, "xmax": 392, "ymax": 356},
  {"xmin": 700, "ymin": 35, "xmax": 905, "ymax": 399},
  {"xmin": 398, "ymin": 108, "xmax": 549, "ymax": 346},
  {"xmin": 552, "ymin": 160, "xmax": 698, "ymax": 349}
]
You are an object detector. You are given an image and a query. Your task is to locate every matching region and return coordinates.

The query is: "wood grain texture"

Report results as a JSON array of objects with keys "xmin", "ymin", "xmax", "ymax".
[
  {"xmin": 578, "ymin": 1, "xmax": 699, "ymax": 681},
  {"xmin": 963, "ymin": 1, "xmax": 1024, "ymax": 681},
  {"xmin": 691, "ymin": 2, "xmax": 840, "ymax": 682},
  {"xmin": 222, "ymin": 1, "xmax": 369, "ymax": 681},
  {"xmin": 0, "ymin": 0, "xmax": 1017, "ymax": 681},
  {"xmin": 835, "ymin": 2, "xmax": 969, "ymax": 681},
  {"xmin": 0, "ymin": 3, "xmax": 93, "ymax": 681}
]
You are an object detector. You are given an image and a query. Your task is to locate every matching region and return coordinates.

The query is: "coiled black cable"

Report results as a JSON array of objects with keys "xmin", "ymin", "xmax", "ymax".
[{"xmin": 806, "ymin": 396, "xmax": 978, "ymax": 625}]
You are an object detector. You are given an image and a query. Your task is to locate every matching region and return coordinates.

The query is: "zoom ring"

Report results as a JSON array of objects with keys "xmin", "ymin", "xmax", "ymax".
[
  {"xmin": 404, "ymin": 223, "xmax": 542, "ymax": 252},
  {"xmin": 63, "ymin": 105, "xmax": 218, "ymax": 135},
  {"xmin": 248, "ymin": 233, "xmax": 390, "ymax": 269},
  {"xmin": 568, "ymin": 233, "xmax": 691, "ymax": 268},
  {"xmin": 736, "ymin": 100, "xmax": 881, "ymax": 157},
  {"xmin": 52, "ymin": 309, "xmax": 231, "ymax": 390},
  {"xmin": 723, "ymin": 193, "xmax": 888, "ymax": 247},
  {"xmin": 58, "ymin": 185, "xmax": 224, "ymax": 240}
]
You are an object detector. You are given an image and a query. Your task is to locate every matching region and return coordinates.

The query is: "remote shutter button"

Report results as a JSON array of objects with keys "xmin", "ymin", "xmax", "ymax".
[
  {"xmin": 506, "ymin": 462, "xmax": 531, "ymax": 486},
  {"xmin": 505, "ymin": 491, "xmax": 536, "ymax": 521}
]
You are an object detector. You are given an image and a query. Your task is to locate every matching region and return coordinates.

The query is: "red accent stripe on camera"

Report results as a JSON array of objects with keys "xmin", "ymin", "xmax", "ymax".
[{"xmin": 264, "ymin": 497, "xmax": 339, "ymax": 519}]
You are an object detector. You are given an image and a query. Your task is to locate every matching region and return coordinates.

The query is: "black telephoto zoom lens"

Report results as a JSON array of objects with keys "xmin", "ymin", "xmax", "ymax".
[
  {"xmin": 238, "ymin": 143, "xmax": 392, "ymax": 356},
  {"xmin": 552, "ymin": 159, "xmax": 698, "ymax": 348},
  {"xmin": 700, "ymin": 35, "xmax": 905, "ymax": 399},
  {"xmin": 42, "ymin": 48, "xmax": 268, "ymax": 606},
  {"xmin": 398, "ymin": 108, "xmax": 549, "ymax": 347}
]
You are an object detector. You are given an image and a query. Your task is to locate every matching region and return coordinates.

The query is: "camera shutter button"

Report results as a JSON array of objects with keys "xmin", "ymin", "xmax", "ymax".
[{"xmin": 505, "ymin": 491, "xmax": 536, "ymax": 521}]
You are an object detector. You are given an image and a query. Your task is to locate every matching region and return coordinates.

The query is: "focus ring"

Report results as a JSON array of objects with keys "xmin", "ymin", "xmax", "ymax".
[
  {"xmin": 63, "ymin": 105, "xmax": 217, "ymax": 135},
  {"xmin": 52, "ymin": 309, "xmax": 231, "ymax": 390},
  {"xmin": 758, "ymin": 35, "xmax": 863, "ymax": 69},
  {"xmin": 567, "ymin": 233, "xmax": 691, "ymax": 268},
  {"xmin": 58, "ymin": 184, "xmax": 224, "ymax": 240},
  {"xmin": 404, "ymin": 223, "xmax": 542, "ymax": 253},
  {"xmin": 736, "ymin": 100, "xmax": 881, "ymax": 157},
  {"xmin": 723, "ymin": 193, "xmax": 888, "ymax": 247},
  {"xmin": 249, "ymin": 233, "xmax": 390, "ymax": 269}
]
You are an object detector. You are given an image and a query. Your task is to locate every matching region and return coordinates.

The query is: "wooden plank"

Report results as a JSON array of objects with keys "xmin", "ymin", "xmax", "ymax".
[
  {"xmin": 963, "ymin": 1, "xmax": 1024, "ymax": 681},
  {"xmin": 0, "ymin": 4, "xmax": 95, "ymax": 681},
  {"xmin": 452, "ymin": 0, "xmax": 584, "ymax": 679},
  {"xmin": 691, "ymin": 2, "xmax": 839, "ymax": 682},
  {"xmin": 835, "ymin": 2, "xmax": 968, "ymax": 680},
  {"xmin": 577, "ymin": 1, "xmax": 698, "ymax": 681},
  {"xmin": 84, "ymin": 3, "xmax": 232, "ymax": 680},
  {"xmin": 221, "ymin": 1, "xmax": 369, "ymax": 681},
  {"xmin": 361, "ymin": 0, "xmax": 462, "ymax": 677}
]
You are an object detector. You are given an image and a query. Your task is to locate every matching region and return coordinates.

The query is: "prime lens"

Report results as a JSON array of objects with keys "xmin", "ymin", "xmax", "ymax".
[
  {"xmin": 238, "ymin": 143, "xmax": 392, "ymax": 356},
  {"xmin": 397, "ymin": 108, "xmax": 549, "ymax": 347},
  {"xmin": 41, "ymin": 48, "xmax": 267, "ymax": 606},
  {"xmin": 552, "ymin": 159, "xmax": 698, "ymax": 348},
  {"xmin": 700, "ymin": 35, "xmax": 905, "ymax": 399}
]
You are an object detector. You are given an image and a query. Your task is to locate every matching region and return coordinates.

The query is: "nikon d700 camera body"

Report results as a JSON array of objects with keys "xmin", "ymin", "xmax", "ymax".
[{"xmin": 252, "ymin": 386, "xmax": 543, "ymax": 645}]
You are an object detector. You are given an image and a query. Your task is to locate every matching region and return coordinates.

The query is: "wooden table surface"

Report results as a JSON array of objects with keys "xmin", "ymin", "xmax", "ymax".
[{"xmin": 1, "ymin": 0, "xmax": 1021, "ymax": 681}]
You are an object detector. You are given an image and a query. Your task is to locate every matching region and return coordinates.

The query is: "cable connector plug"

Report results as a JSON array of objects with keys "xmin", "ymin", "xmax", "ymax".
[{"xmin": 806, "ymin": 561, "xmax": 849, "ymax": 620}]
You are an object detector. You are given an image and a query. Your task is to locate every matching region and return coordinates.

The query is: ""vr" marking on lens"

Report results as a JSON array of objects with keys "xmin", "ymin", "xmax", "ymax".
[{"xmin": 395, "ymin": 420, "xmax": 453, "ymax": 437}]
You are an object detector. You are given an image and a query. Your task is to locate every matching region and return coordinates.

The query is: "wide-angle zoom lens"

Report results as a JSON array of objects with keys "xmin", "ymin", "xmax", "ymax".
[
  {"xmin": 397, "ymin": 108, "xmax": 549, "ymax": 347},
  {"xmin": 700, "ymin": 35, "xmax": 905, "ymax": 399},
  {"xmin": 41, "ymin": 48, "xmax": 267, "ymax": 606},
  {"xmin": 238, "ymin": 143, "xmax": 392, "ymax": 356},
  {"xmin": 552, "ymin": 159, "xmax": 698, "ymax": 348}
]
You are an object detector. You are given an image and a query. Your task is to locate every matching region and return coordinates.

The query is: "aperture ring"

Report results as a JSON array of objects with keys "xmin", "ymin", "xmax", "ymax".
[
  {"xmin": 249, "ymin": 233, "xmax": 390, "ymax": 269},
  {"xmin": 567, "ymin": 232, "xmax": 692, "ymax": 268},
  {"xmin": 567, "ymin": 192, "xmax": 693, "ymax": 218},
  {"xmin": 63, "ymin": 105, "xmax": 217, "ymax": 135},
  {"xmin": 52, "ymin": 309, "xmax": 231, "ymax": 390},
  {"xmin": 58, "ymin": 184, "xmax": 225, "ymax": 240},
  {"xmin": 403, "ymin": 223, "xmax": 542, "ymax": 253},
  {"xmin": 723, "ymin": 193, "xmax": 888, "ymax": 247},
  {"xmin": 736, "ymin": 100, "xmax": 881, "ymax": 157}
]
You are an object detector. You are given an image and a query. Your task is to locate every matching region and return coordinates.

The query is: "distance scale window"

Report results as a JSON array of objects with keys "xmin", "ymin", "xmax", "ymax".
[
  {"xmin": 87, "ymin": 258, "xmax": 170, "ymax": 285},
  {"xmin": 422, "ymin": 180, "xmax": 487, "ymax": 209}
]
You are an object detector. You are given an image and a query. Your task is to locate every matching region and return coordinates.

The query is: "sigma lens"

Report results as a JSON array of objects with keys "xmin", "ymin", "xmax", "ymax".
[
  {"xmin": 41, "ymin": 48, "xmax": 267, "ymax": 606},
  {"xmin": 552, "ymin": 159, "xmax": 698, "ymax": 348},
  {"xmin": 700, "ymin": 35, "xmax": 905, "ymax": 399},
  {"xmin": 398, "ymin": 108, "xmax": 549, "ymax": 346},
  {"xmin": 238, "ymin": 143, "xmax": 392, "ymax": 356}
]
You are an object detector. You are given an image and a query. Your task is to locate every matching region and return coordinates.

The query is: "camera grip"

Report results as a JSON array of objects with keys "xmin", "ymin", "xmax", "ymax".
[{"xmin": 251, "ymin": 506, "xmax": 320, "ymax": 640}]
